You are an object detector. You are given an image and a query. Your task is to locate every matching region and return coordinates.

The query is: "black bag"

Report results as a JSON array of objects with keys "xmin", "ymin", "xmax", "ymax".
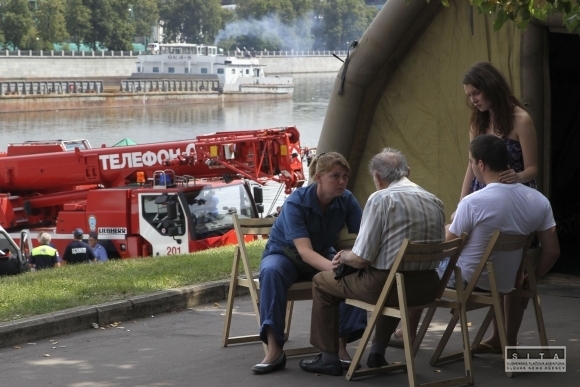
[{"xmin": 334, "ymin": 263, "xmax": 359, "ymax": 280}]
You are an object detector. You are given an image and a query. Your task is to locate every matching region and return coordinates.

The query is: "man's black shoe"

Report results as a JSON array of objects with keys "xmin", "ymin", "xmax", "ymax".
[
  {"xmin": 367, "ymin": 352, "xmax": 389, "ymax": 368},
  {"xmin": 299, "ymin": 354, "xmax": 343, "ymax": 376},
  {"xmin": 340, "ymin": 359, "xmax": 362, "ymax": 371}
]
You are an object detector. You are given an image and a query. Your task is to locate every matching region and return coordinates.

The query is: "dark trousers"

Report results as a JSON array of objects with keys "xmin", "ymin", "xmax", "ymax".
[
  {"xmin": 259, "ymin": 253, "xmax": 367, "ymax": 347},
  {"xmin": 310, "ymin": 266, "xmax": 439, "ymax": 354}
]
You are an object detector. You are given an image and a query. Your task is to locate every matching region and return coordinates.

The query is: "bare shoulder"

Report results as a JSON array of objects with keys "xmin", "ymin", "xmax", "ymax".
[{"xmin": 512, "ymin": 106, "xmax": 535, "ymax": 139}]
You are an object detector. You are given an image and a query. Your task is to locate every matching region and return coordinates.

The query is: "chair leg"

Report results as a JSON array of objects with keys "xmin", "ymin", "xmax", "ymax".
[
  {"xmin": 455, "ymin": 272, "xmax": 474, "ymax": 385},
  {"xmin": 532, "ymin": 295, "xmax": 549, "ymax": 346},
  {"xmin": 397, "ymin": 275, "xmax": 418, "ymax": 387},
  {"xmin": 414, "ymin": 306, "xmax": 436, "ymax": 357},
  {"xmin": 470, "ymin": 308, "xmax": 494, "ymax": 350},
  {"xmin": 284, "ymin": 301, "xmax": 294, "ymax": 341},
  {"xmin": 222, "ymin": 247, "xmax": 241, "ymax": 347},
  {"xmin": 346, "ymin": 310, "xmax": 377, "ymax": 380},
  {"xmin": 430, "ymin": 310, "xmax": 460, "ymax": 366}
]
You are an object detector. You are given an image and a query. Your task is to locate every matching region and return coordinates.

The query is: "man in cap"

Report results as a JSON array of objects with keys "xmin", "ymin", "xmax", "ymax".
[{"xmin": 62, "ymin": 228, "xmax": 96, "ymax": 264}]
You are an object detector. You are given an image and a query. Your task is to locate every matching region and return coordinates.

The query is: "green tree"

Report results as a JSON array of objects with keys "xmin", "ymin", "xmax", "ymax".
[
  {"xmin": 132, "ymin": 0, "xmax": 158, "ymax": 38},
  {"xmin": 466, "ymin": 0, "xmax": 580, "ymax": 32},
  {"xmin": 80, "ymin": 0, "xmax": 134, "ymax": 51},
  {"xmin": 37, "ymin": 0, "xmax": 69, "ymax": 50},
  {"xmin": 159, "ymin": 0, "xmax": 222, "ymax": 44},
  {"xmin": 66, "ymin": 0, "xmax": 91, "ymax": 50},
  {"xmin": 315, "ymin": 0, "xmax": 376, "ymax": 51},
  {"xmin": 236, "ymin": 0, "xmax": 313, "ymax": 24},
  {"xmin": 0, "ymin": 0, "xmax": 34, "ymax": 50}
]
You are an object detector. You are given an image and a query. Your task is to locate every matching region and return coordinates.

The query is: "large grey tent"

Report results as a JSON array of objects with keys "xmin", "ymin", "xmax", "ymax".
[{"xmin": 321, "ymin": 0, "xmax": 579, "ymax": 272}]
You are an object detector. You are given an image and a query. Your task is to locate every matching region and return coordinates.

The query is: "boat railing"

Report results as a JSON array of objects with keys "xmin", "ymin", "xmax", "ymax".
[
  {"xmin": 120, "ymin": 79, "xmax": 221, "ymax": 93},
  {"xmin": 0, "ymin": 80, "xmax": 103, "ymax": 96},
  {"xmin": 0, "ymin": 50, "xmax": 348, "ymax": 58}
]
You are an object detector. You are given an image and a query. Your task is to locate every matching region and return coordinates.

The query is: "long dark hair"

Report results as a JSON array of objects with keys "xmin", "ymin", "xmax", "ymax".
[{"xmin": 463, "ymin": 62, "xmax": 523, "ymax": 137}]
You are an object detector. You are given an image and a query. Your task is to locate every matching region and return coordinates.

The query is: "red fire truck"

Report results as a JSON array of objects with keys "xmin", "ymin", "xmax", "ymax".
[{"xmin": 0, "ymin": 127, "xmax": 303, "ymax": 271}]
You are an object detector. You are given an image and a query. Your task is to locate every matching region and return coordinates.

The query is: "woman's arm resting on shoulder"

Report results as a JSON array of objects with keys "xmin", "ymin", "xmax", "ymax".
[
  {"xmin": 501, "ymin": 109, "xmax": 538, "ymax": 184},
  {"xmin": 460, "ymin": 162, "xmax": 475, "ymax": 200},
  {"xmin": 294, "ymin": 238, "xmax": 333, "ymax": 271}
]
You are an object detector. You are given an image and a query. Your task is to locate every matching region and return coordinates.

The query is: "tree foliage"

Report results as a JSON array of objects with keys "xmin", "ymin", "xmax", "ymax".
[
  {"xmin": 0, "ymin": 0, "xmax": 34, "ymax": 49},
  {"xmin": 315, "ymin": 0, "xmax": 377, "ymax": 50},
  {"xmin": 159, "ymin": 0, "xmax": 223, "ymax": 44},
  {"xmin": 37, "ymin": 0, "xmax": 69, "ymax": 50},
  {"xmin": 66, "ymin": 0, "xmax": 92, "ymax": 50},
  {"xmin": 132, "ymin": 0, "xmax": 158, "ymax": 38},
  {"xmin": 445, "ymin": 0, "xmax": 580, "ymax": 33}
]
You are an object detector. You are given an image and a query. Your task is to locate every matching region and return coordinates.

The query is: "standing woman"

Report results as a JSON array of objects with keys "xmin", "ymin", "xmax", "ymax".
[
  {"xmin": 252, "ymin": 152, "xmax": 367, "ymax": 374},
  {"xmin": 458, "ymin": 62, "xmax": 539, "ymax": 352},
  {"xmin": 460, "ymin": 61, "xmax": 538, "ymax": 199}
]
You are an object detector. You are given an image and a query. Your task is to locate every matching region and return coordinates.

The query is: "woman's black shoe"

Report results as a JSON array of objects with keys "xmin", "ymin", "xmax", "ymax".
[{"xmin": 251, "ymin": 352, "xmax": 286, "ymax": 374}]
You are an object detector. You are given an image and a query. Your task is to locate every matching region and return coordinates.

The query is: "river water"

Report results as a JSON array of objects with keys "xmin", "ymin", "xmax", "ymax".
[
  {"xmin": 0, "ymin": 73, "xmax": 335, "ymax": 212},
  {"xmin": 0, "ymin": 73, "xmax": 335, "ymax": 150}
]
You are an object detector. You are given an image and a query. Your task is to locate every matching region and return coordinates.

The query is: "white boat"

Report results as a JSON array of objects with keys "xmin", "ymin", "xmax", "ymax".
[{"xmin": 133, "ymin": 43, "xmax": 293, "ymax": 94}]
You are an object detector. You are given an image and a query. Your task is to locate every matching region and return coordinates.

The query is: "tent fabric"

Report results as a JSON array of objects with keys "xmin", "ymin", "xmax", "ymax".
[
  {"xmin": 351, "ymin": 0, "xmax": 522, "ymax": 219},
  {"xmin": 113, "ymin": 138, "xmax": 138, "ymax": 147}
]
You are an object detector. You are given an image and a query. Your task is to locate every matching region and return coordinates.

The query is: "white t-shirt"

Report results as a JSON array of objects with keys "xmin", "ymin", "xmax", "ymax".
[{"xmin": 450, "ymin": 183, "xmax": 555, "ymax": 293}]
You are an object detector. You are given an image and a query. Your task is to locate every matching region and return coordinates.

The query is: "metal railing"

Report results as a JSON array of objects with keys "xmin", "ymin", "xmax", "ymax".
[
  {"xmin": 0, "ymin": 80, "xmax": 103, "ymax": 95},
  {"xmin": 120, "ymin": 79, "xmax": 220, "ymax": 93},
  {"xmin": 0, "ymin": 50, "xmax": 348, "ymax": 58}
]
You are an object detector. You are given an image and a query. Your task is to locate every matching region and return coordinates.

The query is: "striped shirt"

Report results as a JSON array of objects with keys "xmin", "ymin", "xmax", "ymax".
[{"xmin": 351, "ymin": 177, "xmax": 445, "ymax": 271}]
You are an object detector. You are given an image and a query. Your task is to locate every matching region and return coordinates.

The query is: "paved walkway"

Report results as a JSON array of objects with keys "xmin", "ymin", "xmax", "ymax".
[{"xmin": 0, "ymin": 283, "xmax": 578, "ymax": 387}]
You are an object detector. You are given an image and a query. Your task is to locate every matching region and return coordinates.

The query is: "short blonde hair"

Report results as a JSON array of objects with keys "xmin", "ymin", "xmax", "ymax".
[{"xmin": 308, "ymin": 152, "xmax": 350, "ymax": 179}]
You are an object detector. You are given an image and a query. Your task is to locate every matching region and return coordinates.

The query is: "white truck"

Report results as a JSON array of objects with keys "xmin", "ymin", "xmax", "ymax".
[{"xmin": 0, "ymin": 226, "xmax": 31, "ymax": 275}]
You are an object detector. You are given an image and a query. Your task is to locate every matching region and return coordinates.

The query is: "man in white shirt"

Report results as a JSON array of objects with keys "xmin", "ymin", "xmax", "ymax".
[
  {"xmin": 447, "ymin": 134, "xmax": 559, "ymax": 350},
  {"xmin": 395, "ymin": 134, "xmax": 560, "ymax": 351}
]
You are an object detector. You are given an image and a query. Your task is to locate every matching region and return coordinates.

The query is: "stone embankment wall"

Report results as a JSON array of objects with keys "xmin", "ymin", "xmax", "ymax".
[{"xmin": 0, "ymin": 55, "xmax": 343, "ymax": 79}]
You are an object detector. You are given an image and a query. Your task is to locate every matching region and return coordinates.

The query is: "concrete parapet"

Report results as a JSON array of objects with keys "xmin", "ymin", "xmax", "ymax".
[{"xmin": 0, "ymin": 56, "xmax": 342, "ymax": 79}]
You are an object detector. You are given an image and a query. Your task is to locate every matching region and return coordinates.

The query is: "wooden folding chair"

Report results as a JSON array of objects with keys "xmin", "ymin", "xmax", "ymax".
[
  {"xmin": 221, "ymin": 214, "xmax": 319, "ymax": 357},
  {"xmin": 428, "ymin": 230, "xmax": 546, "ymax": 377},
  {"xmin": 344, "ymin": 234, "xmax": 473, "ymax": 387}
]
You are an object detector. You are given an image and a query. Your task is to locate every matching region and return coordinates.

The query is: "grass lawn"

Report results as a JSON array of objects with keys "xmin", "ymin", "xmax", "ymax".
[{"xmin": 0, "ymin": 241, "xmax": 265, "ymax": 323}]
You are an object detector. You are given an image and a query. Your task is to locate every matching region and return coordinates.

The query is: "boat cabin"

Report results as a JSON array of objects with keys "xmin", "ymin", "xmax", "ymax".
[{"xmin": 136, "ymin": 43, "xmax": 265, "ymax": 88}]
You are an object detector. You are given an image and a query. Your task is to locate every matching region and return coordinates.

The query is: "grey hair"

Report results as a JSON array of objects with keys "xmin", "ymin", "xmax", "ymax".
[
  {"xmin": 39, "ymin": 232, "xmax": 51, "ymax": 244},
  {"xmin": 368, "ymin": 148, "xmax": 409, "ymax": 183}
]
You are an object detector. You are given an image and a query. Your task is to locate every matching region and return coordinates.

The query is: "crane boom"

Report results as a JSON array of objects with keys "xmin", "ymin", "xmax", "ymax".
[{"xmin": 0, "ymin": 126, "xmax": 304, "ymax": 231}]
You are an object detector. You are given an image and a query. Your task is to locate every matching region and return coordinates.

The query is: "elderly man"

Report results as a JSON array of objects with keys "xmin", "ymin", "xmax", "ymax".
[
  {"xmin": 299, "ymin": 148, "xmax": 446, "ymax": 376},
  {"xmin": 30, "ymin": 233, "xmax": 60, "ymax": 270}
]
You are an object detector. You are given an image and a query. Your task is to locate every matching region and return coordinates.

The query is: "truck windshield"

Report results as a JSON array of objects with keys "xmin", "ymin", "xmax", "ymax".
[{"xmin": 183, "ymin": 184, "xmax": 256, "ymax": 239}]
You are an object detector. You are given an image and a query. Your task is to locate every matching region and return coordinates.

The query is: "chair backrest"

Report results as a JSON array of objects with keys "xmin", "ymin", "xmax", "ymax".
[
  {"xmin": 232, "ymin": 214, "xmax": 275, "ymax": 272},
  {"xmin": 380, "ymin": 234, "xmax": 468, "ymax": 302},
  {"xmin": 464, "ymin": 230, "xmax": 535, "ymax": 295}
]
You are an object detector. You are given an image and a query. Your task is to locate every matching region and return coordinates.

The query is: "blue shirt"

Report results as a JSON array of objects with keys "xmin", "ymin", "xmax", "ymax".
[
  {"xmin": 91, "ymin": 243, "xmax": 109, "ymax": 262},
  {"xmin": 265, "ymin": 183, "xmax": 362, "ymax": 256}
]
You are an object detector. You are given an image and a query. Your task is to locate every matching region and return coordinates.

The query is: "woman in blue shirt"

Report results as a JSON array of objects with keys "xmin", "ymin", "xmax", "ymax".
[{"xmin": 252, "ymin": 152, "xmax": 366, "ymax": 374}]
